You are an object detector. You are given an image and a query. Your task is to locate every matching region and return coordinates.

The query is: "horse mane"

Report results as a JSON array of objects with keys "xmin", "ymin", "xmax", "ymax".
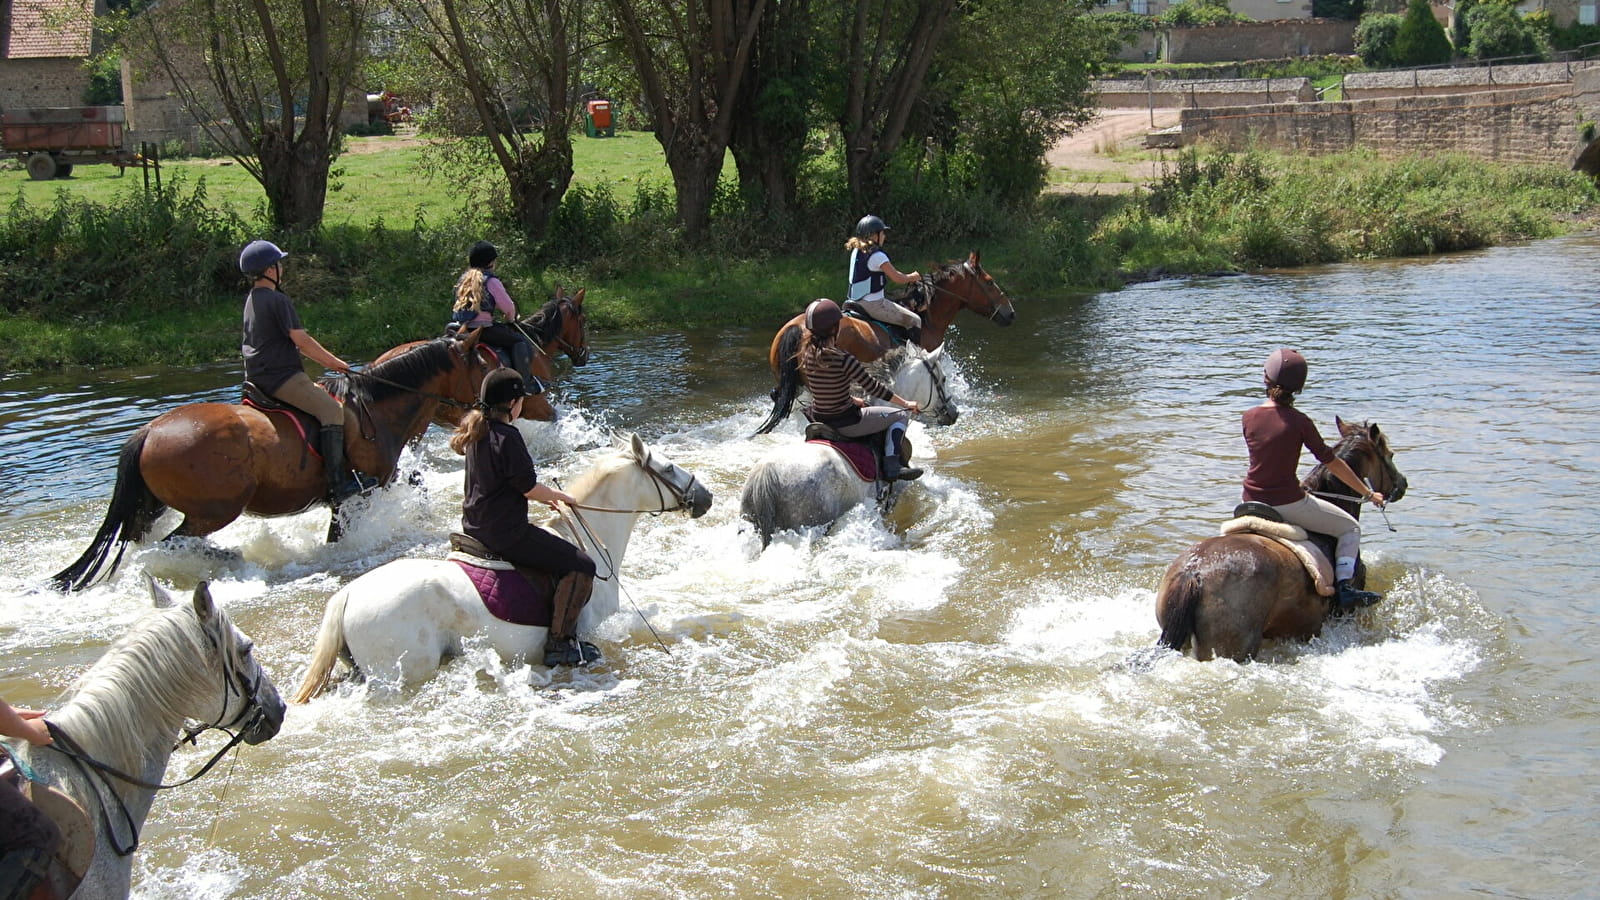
[
  {"xmin": 1302, "ymin": 420, "xmax": 1374, "ymax": 494},
  {"xmin": 564, "ymin": 444, "xmax": 635, "ymax": 502},
  {"xmin": 50, "ymin": 603, "xmax": 224, "ymax": 778},
  {"xmin": 328, "ymin": 339, "xmax": 457, "ymax": 406},
  {"xmin": 521, "ymin": 298, "xmax": 563, "ymax": 346}
]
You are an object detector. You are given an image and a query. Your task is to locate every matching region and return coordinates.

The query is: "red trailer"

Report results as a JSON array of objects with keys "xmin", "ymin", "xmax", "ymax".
[{"xmin": 1, "ymin": 106, "xmax": 145, "ymax": 180}]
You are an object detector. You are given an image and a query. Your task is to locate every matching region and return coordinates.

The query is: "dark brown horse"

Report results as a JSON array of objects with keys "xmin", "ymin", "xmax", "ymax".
[
  {"xmin": 1154, "ymin": 418, "xmax": 1409, "ymax": 662},
  {"xmin": 754, "ymin": 252, "xmax": 1016, "ymax": 434},
  {"xmin": 380, "ymin": 286, "xmax": 588, "ymax": 428},
  {"xmin": 50, "ymin": 335, "xmax": 497, "ymax": 592}
]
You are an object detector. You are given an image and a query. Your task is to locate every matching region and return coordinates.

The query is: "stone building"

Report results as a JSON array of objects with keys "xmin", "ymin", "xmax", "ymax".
[{"xmin": 0, "ymin": 0, "xmax": 101, "ymax": 113}]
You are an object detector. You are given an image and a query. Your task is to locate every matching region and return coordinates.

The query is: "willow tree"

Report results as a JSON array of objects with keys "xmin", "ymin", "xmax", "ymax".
[
  {"xmin": 123, "ymin": 0, "xmax": 372, "ymax": 231},
  {"xmin": 391, "ymin": 0, "xmax": 584, "ymax": 239},
  {"xmin": 606, "ymin": 0, "xmax": 769, "ymax": 242}
]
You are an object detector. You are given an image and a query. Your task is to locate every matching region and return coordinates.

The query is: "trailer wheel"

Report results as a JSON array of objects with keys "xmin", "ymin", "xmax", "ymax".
[
  {"xmin": 26, "ymin": 153, "xmax": 57, "ymax": 181},
  {"xmin": 56, "ymin": 162, "xmax": 73, "ymax": 178}
]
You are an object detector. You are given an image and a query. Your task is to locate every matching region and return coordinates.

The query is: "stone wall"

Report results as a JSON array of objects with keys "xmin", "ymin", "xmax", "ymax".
[
  {"xmin": 1178, "ymin": 83, "xmax": 1583, "ymax": 164},
  {"xmin": 0, "ymin": 59, "xmax": 92, "ymax": 116},
  {"xmin": 1096, "ymin": 78, "xmax": 1316, "ymax": 109},
  {"xmin": 1163, "ymin": 20, "xmax": 1355, "ymax": 63},
  {"xmin": 1343, "ymin": 60, "xmax": 1600, "ymax": 99}
]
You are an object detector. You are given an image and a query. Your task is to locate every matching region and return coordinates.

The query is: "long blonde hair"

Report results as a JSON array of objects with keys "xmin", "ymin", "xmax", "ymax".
[
  {"xmin": 452, "ymin": 268, "xmax": 489, "ymax": 315},
  {"xmin": 844, "ymin": 235, "xmax": 878, "ymax": 252}
]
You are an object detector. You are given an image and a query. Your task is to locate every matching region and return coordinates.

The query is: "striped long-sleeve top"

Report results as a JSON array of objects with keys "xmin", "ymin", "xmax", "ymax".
[{"xmin": 800, "ymin": 344, "xmax": 895, "ymax": 422}]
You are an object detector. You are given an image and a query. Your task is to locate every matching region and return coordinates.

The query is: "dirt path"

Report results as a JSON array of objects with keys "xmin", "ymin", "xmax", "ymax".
[{"xmin": 1045, "ymin": 108, "xmax": 1182, "ymax": 194}]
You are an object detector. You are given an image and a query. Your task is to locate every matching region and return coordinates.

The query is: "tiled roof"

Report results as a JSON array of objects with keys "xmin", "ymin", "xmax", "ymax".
[{"xmin": 3, "ymin": 0, "xmax": 94, "ymax": 59}]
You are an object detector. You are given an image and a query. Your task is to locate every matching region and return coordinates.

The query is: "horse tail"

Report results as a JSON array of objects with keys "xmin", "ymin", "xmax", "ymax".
[
  {"xmin": 754, "ymin": 323, "xmax": 805, "ymax": 435},
  {"xmin": 292, "ymin": 588, "xmax": 351, "ymax": 704},
  {"xmin": 1156, "ymin": 567, "xmax": 1204, "ymax": 653},
  {"xmin": 50, "ymin": 425, "xmax": 166, "ymax": 593}
]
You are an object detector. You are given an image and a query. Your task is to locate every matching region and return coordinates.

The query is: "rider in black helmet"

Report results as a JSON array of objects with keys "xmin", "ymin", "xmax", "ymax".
[
  {"xmin": 451, "ymin": 240, "xmax": 538, "ymax": 389},
  {"xmin": 1242, "ymin": 348, "xmax": 1387, "ymax": 610},
  {"xmin": 238, "ymin": 239, "xmax": 371, "ymax": 504},
  {"xmin": 845, "ymin": 215, "xmax": 924, "ymax": 348}
]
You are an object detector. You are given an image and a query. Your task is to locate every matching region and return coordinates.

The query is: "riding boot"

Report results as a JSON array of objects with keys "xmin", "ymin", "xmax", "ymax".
[
  {"xmin": 1333, "ymin": 579, "xmax": 1382, "ymax": 610},
  {"xmin": 906, "ymin": 325, "xmax": 922, "ymax": 348},
  {"xmin": 544, "ymin": 572, "xmax": 600, "ymax": 667},
  {"xmin": 320, "ymin": 425, "xmax": 357, "ymax": 504},
  {"xmin": 511, "ymin": 340, "xmax": 536, "ymax": 388},
  {"xmin": 880, "ymin": 453, "xmax": 923, "ymax": 482}
]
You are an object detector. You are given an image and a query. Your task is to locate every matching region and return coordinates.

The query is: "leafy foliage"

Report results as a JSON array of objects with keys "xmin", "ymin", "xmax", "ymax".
[
  {"xmin": 1463, "ymin": 2, "xmax": 1548, "ymax": 61},
  {"xmin": 1355, "ymin": 13, "xmax": 1404, "ymax": 67},
  {"xmin": 1392, "ymin": 0, "xmax": 1453, "ymax": 65}
]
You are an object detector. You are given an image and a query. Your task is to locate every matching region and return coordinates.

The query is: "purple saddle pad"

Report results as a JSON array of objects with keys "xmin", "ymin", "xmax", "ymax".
[
  {"xmin": 453, "ymin": 560, "xmax": 553, "ymax": 627},
  {"xmin": 806, "ymin": 438, "xmax": 877, "ymax": 482}
]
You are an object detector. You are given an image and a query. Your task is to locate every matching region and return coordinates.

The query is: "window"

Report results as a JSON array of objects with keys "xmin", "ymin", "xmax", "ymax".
[{"xmin": 1583, "ymin": 0, "xmax": 1598, "ymax": 26}]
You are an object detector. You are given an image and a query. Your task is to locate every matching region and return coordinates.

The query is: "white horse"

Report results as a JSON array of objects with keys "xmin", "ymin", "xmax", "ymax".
[
  {"xmin": 892, "ymin": 344, "xmax": 959, "ymax": 426},
  {"xmin": 5, "ymin": 580, "xmax": 285, "ymax": 900},
  {"xmin": 292, "ymin": 434, "xmax": 712, "ymax": 700}
]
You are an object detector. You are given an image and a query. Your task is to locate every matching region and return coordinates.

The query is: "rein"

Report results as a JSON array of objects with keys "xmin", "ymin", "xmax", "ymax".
[
  {"xmin": 907, "ymin": 351, "xmax": 953, "ymax": 415},
  {"xmin": 923, "ymin": 262, "xmax": 1012, "ymax": 322}
]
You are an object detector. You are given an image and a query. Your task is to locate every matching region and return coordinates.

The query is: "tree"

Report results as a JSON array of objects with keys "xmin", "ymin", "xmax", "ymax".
[
  {"xmin": 1392, "ymin": 0, "xmax": 1452, "ymax": 66},
  {"xmin": 606, "ymin": 0, "xmax": 769, "ymax": 242},
  {"xmin": 727, "ymin": 0, "xmax": 820, "ymax": 226},
  {"xmin": 391, "ymin": 0, "xmax": 584, "ymax": 240},
  {"xmin": 122, "ymin": 0, "xmax": 372, "ymax": 232},
  {"xmin": 1355, "ymin": 12, "xmax": 1404, "ymax": 66},
  {"xmin": 1464, "ymin": 2, "xmax": 1545, "ymax": 60}
]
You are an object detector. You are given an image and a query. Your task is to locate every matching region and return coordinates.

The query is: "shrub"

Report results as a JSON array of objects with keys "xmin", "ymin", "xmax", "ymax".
[
  {"xmin": 1355, "ymin": 13, "xmax": 1405, "ymax": 67},
  {"xmin": 1393, "ymin": 0, "xmax": 1454, "ymax": 65},
  {"xmin": 1464, "ymin": 3, "xmax": 1548, "ymax": 61}
]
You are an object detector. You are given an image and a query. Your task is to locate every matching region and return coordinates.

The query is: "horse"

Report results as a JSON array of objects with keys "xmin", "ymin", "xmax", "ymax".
[
  {"xmin": 4, "ymin": 579, "xmax": 285, "ymax": 899},
  {"xmin": 754, "ymin": 251, "xmax": 1014, "ymax": 434},
  {"xmin": 374, "ymin": 286, "xmax": 589, "ymax": 428},
  {"xmin": 891, "ymin": 345, "xmax": 960, "ymax": 427},
  {"xmin": 291, "ymin": 433, "xmax": 713, "ymax": 700},
  {"xmin": 1154, "ymin": 418, "xmax": 1409, "ymax": 662},
  {"xmin": 50, "ymin": 334, "xmax": 496, "ymax": 593}
]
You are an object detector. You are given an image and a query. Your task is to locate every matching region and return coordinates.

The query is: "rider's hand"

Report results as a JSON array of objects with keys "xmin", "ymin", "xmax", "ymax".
[
  {"xmin": 1368, "ymin": 490, "xmax": 1386, "ymax": 509},
  {"xmin": 908, "ymin": 402, "xmax": 922, "ymax": 414}
]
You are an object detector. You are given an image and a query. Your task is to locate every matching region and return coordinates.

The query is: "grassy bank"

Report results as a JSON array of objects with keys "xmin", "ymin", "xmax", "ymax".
[{"xmin": 1, "ymin": 138, "xmax": 1595, "ymax": 370}]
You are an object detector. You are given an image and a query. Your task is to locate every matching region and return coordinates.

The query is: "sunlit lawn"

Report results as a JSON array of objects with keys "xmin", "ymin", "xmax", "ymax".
[{"xmin": 0, "ymin": 129, "xmax": 675, "ymax": 227}]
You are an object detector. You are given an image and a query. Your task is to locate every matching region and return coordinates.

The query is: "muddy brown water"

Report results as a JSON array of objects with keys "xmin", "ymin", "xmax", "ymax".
[{"xmin": 3, "ymin": 235, "xmax": 1597, "ymax": 897}]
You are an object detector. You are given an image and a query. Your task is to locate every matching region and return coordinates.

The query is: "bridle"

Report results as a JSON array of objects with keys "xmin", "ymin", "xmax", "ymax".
[
  {"xmin": 517, "ymin": 295, "xmax": 589, "ymax": 367},
  {"xmin": 905, "ymin": 351, "xmax": 954, "ymax": 416},
  {"xmin": 42, "ymin": 624, "xmax": 269, "ymax": 857},
  {"xmin": 563, "ymin": 446, "xmax": 706, "ymax": 517},
  {"xmin": 924, "ymin": 260, "xmax": 1013, "ymax": 322}
]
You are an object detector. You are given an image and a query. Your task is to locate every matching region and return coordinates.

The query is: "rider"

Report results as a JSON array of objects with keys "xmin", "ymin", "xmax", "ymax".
[
  {"xmin": 846, "ymin": 214, "xmax": 924, "ymax": 347},
  {"xmin": 451, "ymin": 240, "xmax": 537, "ymax": 388},
  {"xmin": 240, "ymin": 239, "xmax": 371, "ymax": 504},
  {"xmin": 0, "ymin": 695, "xmax": 60, "ymax": 900},
  {"xmin": 798, "ymin": 299, "xmax": 924, "ymax": 481},
  {"xmin": 450, "ymin": 368, "xmax": 600, "ymax": 667},
  {"xmin": 1243, "ymin": 348, "xmax": 1387, "ymax": 610}
]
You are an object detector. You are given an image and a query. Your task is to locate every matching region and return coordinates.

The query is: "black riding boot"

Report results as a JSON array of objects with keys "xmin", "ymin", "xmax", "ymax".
[
  {"xmin": 880, "ymin": 453, "xmax": 923, "ymax": 482},
  {"xmin": 1334, "ymin": 579, "xmax": 1381, "ymax": 610},
  {"xmin": 906, "ymin": 325, "xmax": 922, "ymax": 348},
  {"xmin": 320, "ymin": 425, "xmax": 359, "ymax": 504},
  {"xmin": 511, "ymin": 340, "xmax": 536, "ymax": 387},
  {"xmin": 544, "ymin": 572, "xmax": 601, "ymax": 667}
]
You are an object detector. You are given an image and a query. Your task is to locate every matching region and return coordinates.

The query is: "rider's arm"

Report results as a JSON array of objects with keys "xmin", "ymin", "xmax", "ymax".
[
  {"xmin": 290, "ymin": 329, "xmax": 351, "ymax": 373},
  {"xmin": 880, "ymin": 260, "xmax": 920, "ymax": 285},
  {"xmin": 525, "ymin": 482, "xmax": 578, "ymax": 511},
  {"xmin": 0, "ymin": 696, "xmax": 52, "ymax": 746},
  {"xmin": 1327, "ymin": 457, "xmax": 1385, "ymax": 508}
]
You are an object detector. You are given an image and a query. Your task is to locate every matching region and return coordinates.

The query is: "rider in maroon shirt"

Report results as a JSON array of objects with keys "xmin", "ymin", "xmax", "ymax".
[{"xmin": 1242, "ymin": 348, "xmax": 1387, "ymax": 610}]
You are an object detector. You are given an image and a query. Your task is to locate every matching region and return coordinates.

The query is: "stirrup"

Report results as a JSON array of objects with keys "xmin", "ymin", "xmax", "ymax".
[
  {"xmin": 330, "ymin": 472, "xmax": 379, "ymax": 504},
  {"xmin": 544, "ymin": 637, "xmax": 601, "ymax": 668},
  {"xmin": 1333, "ymin": 580, "xmax": 1381, "ymax": 610}
]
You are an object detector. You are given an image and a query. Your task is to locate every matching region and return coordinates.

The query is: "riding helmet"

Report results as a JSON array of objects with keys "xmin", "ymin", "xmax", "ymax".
[
  {"xmin": 805, "ymin": 298, "xmax": 843, "ymax": 334},
  {"xmin": 855, "ymin": 214, "xmax": 888, "ymax": 239},
  {"xmin": 239, "ymin": 240, "xmax": 288, "ymax": 276},
  {"xmin": 469, "ymin": 240, "xmax": 499, "ymax": 269},
  {"xmin": 1263, "ymin": 348, "xmax": 1308, "ymax": 394},
  {"xmin": 480, "ymin": 368, "xmax": 534, "ymax": 409}
]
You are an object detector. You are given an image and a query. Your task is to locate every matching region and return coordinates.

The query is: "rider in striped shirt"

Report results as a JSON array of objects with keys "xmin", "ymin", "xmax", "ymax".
[{"xmin": 797, "ymin": 299, "xmax": 923, "ymax": 481}]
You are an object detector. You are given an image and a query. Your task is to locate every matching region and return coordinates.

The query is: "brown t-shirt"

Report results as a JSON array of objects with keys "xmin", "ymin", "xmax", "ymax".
[{"xmin": 1241, "ymin": 402, "xmax": 1335, "ymax": 506}]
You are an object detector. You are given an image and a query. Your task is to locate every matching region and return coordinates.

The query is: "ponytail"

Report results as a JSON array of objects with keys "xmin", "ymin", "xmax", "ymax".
[
  {"xmin": 449, "ymin": 408, "xmax": 496, "ymax": 454},
  {"xmin": 452, "ymin": 268, "xmax": 489, "ymax": 314}
]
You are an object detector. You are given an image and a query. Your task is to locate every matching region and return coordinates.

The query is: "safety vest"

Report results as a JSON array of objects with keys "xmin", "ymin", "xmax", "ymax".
[
  {"xmin": 451, "ymin": 271, "xmax": 502, "ymax": 325},
  {"xmin": 847, "ymin": 247, "xmax": 887, "ymax": 302}
]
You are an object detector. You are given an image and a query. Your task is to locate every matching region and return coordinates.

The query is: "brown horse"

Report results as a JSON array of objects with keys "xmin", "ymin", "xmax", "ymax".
[
  {"xmin": 754, "ymin": 252, "xmax": 1015, "ymax": 434},
  {"xmin": 50, "ymin": 334, "xmax": 497, "ymax": 593},
  {"xmin": 379, "ymin": 287, "xmax": 588, "ymax": 428},
  {"xmin": 1154, "ymin": 418, "xmax": 1409, "ymax": 662}
]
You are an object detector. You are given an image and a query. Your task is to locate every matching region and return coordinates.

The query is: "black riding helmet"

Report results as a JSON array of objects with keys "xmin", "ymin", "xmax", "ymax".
[
  {"xmin": 855, "ymin": 214, "xmax": 888, "ymax": 239},
  {"xmin": 469, "ymin": 240, "xmax": 499, "ymax": 269},
  {"xmin": 479, "ymin": 368, "xmax": 542, "ymax": 409},
  {"xmin": 1264, "ymin": 348, "xmax": 1308, "ymax": 394}
]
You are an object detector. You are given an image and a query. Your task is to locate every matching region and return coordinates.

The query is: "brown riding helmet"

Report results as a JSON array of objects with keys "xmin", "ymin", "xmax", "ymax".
[
  {"xmin": 805, "ymin": 298, "xmax": 843, "ymax": 334},
  {"xmin": 1264, "ymin": 348, "xmax": 1308, "ymax": 394}
]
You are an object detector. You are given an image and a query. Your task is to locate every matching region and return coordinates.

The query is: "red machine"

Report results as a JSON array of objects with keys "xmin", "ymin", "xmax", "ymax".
[{"xmin": 1, "ymin": 106, "xmax": 145, "ymax": 180}]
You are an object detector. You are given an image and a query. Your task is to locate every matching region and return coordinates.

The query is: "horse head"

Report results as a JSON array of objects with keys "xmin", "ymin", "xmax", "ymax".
[
  {"xmin": 149, "ymin": 578, "xmax": 286, "ymax": 745},
  {"xmin": 1335, "ymin": 417, "xmax": 1407, "ymax": 503},
  {"xmin": 622, "ymin": 432, "xmax": 713, "ymax": 518},
  {"xmin": 927, "ymin": 251, "xmax": 1016, "ymax": 329},
  {"xmin": 526, "ymin": 286, "xmax": 589, "ymax": 368}
]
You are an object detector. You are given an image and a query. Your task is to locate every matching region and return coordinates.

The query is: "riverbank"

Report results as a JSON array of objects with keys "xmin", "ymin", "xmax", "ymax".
[{"xmin": 1, "ymin": 141, "xmax": 1595, "ymax": 370}]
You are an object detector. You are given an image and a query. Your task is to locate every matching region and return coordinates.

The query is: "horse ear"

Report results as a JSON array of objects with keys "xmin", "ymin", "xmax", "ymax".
[
  {"xmin": 1335, "ymin": 415, "xmax": 1346, "ymax": 432},
  {"xmin": 968, "ymin": 250, "xmax": 980, "ymax": 267},
  {"xmin": 191, "ymin": 581, "xmax": 219, "ymax": 623},
  {"xmin": 147, "ymin": 574, "xmax": 175, "ymax": 609},
  {"xmin": 630, "ymin": 432, "xmax": 646, "ymax": 459},
  {"xmin": 1368, "ymin": 422, "xmax": 1382, "ymax": 439},
  {"xmin": 572, "ymin": 287, "xmax": 585, "ymax": 307},
  {"xmin": 462, "ymin": 327, "xmax": 482, "ymax": 350}
]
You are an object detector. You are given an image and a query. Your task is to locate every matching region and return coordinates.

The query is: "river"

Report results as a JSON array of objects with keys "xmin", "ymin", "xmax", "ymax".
[{"xmin": 3, "ymin": 234, "xmax": 1597, "ymax": 898}]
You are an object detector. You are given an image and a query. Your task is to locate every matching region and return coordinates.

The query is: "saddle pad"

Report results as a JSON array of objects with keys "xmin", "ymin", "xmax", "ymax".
[
  {"xmin": 806, "ymin": 438, "xmax": 877, "ymax": 482},
  {"xmin": 451, "ymin": 558, "xmax": 553, "ymax": 627},
  {"xmin": 240, "ymin": 396, "xmax": 319, "ymax": 458},
  {"xmin": 1219, "ymin": 517, "xmax": 1335, "ymax": 596}
]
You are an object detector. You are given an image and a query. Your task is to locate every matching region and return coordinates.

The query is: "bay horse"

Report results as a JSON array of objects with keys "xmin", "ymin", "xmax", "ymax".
[
  {"xmin": 5, "ymin": 580, "xmax": 284, "ymax": 899},
  {"xmin": 1154, "ymin": 419, "xmax": 1409, "ymax": 662},
  {"xmin": 50, "ymin": 334, "xmax": 495, "ymax": 593},
  {"xmin": 292, "ymin": 434, "xmax": 712, "ymax": 699},
  {"xmin": 374, "ymin": 287, "xmax": 589, "ymax": 428},
  {"xmin": 754, "ymin": 251, "xmax": 1015, "ymax": 434}
]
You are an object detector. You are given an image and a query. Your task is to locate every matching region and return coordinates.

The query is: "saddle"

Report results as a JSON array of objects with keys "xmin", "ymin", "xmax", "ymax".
[
  {"xmin": 801, "ymin": 419, "xmax": 884, "ymax": 483},
  {"xmin": 241, "ymin": 381, "xmax": 323, "ymax": 457},
  {"xmin": 446, "ymin": 533, "xmax": 555, "ymax": 627},
  {"xmin": 840, "ymin": 301, "xmax": 915, "ymax": 346},
  {"xmin": 1219, "ymin": 502, "xmax": 1335, "ymax": 596}
]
